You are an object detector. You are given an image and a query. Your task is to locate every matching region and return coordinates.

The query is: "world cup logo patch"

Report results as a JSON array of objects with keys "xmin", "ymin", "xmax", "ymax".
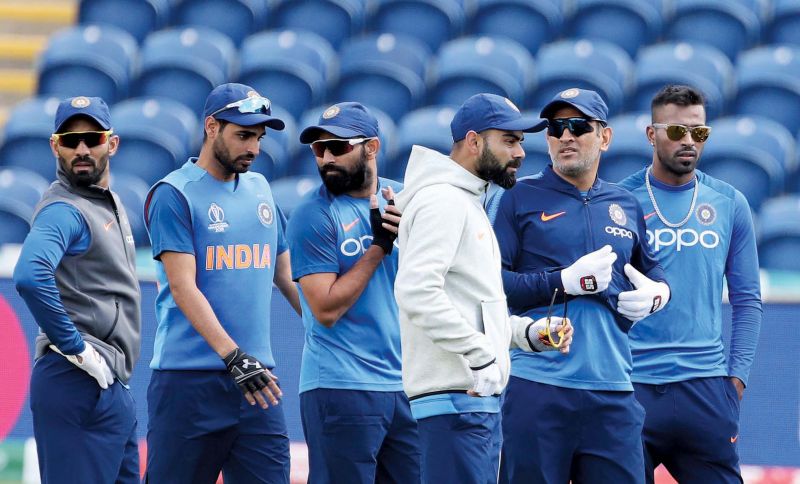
[
  {"xmin": 257, "ymin": 202, "xmax": 274, "ymax": 226},
  {"xmin": 609, "ymin": 203, "xmax": 627, "ymax": 226},
  {"xmin": 696, "ymin": 203, "xmax": 716, "ymax": 225}
]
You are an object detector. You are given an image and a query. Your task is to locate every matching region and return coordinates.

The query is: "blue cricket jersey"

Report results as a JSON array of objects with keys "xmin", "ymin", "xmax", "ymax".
[
  {"xmin": 618, "ymin": 168, "xmax": 762, "ymax": 385},
  {"xmin": 490, "ymin": 165, "xmax": 667, "ymax": 391},
  {"xmin": 286, "ymin": 178, "xmax": 404, "ymax": 394},
  {"xmin": 145, "ymin": 159, "xmax": 287, "ymax": 370}
]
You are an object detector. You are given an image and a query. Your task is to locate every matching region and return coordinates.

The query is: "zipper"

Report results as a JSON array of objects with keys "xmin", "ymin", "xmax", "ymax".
[
  {"xmin": 102, "ymin": 298, "xmax": 120, "ymax": 341},
  {"xmin": 105, "ymin": 191, "xmax": 132, "ymax": 260},
  {"xmin": 583, "ymin": 195, "xmax": 594, "ymax": 252}
]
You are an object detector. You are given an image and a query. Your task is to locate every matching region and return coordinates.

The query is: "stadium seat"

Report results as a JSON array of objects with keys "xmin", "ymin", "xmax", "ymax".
[
  {"xmin": 466, "ymin": 0, "xmax": 563, "ymax": 55},
  {"xmin": 601, "ymin": 112, "xmax": 652, "ymax": 182},
  {"xmin": 517, "ymin": 128, "xmax": 551, "ymax": 179},
  {"xmin": 171, "ymin": 0, "xmax": 268, "ymax": 46},
  {"xmin": 392, "ymin": 105, "xmax": 457, "ymax": 180},
  {"xmin": 270, "ymin": 176, "xmax": 320, "ymax": 219},
  {"xmin": 135, "ymin": 27, "xmax": 236, "ymax": 115},
  {"xmin": 630, "ymin": 42, "xmax": 733, "ymax": 120},
  {"xmin": 110, "ymin": 97, "xmax": 199, "ymax": 186},
  {"xmin": 664, "ymin": 0, "xmax": 760, "ymax": 61},
  {"xmin": 238, "ymin": 30, "xmax": 336, "ymax": 120},
  {"xmin": 0, "ymin": 96, "xmax": 61, "ymax": 181},
  {"xmin": 757, "ymin": 195, "xmax": 800, "ymax": 271},
  {"xmin": 37, "ymin": 25, "xmax": 138, "ymax": 104},
  {"xmin": 733, "ymin": 45, "xmax": 800, "ymax": 137},
  {"xmin": 270, "ymin": 0, "xmax": 365, "ymax": 49},
  {"xmin": 251, "ymin": 105, "xmax": 297, "ymax": 181},
  {"xmin": 368, "ymin": 0, "xmax": 466, "ymax": 52},
  {"xmin": 109, "ymin": 172, "xmax": 151, "ymax": 247},
  {"xmin": 78, "ymin": 0, "xmax": 171, "ymax": 43},
  {"xmin": 766, "ymin": 0, "xmax": 800, "ymax": 46},
  {"xmin": 0, "ymin": 168, "xmax": 50, "ymax": 213},
  {"xmin": 564, "ymin": 0, "xmax": 664, "ymax": 58},
  {"xmin": 530, "ymin": 39, "xmax": 633, "ymax": 116},
  {"xmin": 332, "ymin": 34, "xmax": 430, "ymax": 120},
  {"xmin": 429, "ymin": 36, "xmax": 535, "ymax": 108}
]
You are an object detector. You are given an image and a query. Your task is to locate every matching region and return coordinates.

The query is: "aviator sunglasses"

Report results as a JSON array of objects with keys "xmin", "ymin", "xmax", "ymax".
[
  {"xmin": 651, "ymin": 123, "xmax": 711, "ymax": 143},
  {"xmin": 210, "ymin": 96, "xmax": 272, "ymax": 117},
  {"xmin": 547, "ymin": 117, "xmax": 599, "ymax": 138},
  {"xmin": 51, "ymin": 130, "xmax": 113, "ymax": 149},
  {"xmin": 310, "ymin": 137, "xmax": 376, "ymax": 158}
]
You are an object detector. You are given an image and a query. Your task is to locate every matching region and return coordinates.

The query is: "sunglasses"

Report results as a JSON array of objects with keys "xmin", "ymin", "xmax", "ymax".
[
  {"xmin": 51, "ymin": 130, "xmax": 113, "ymax": 149},
  {"xmin": 310, "ymin": 137, "xmax": 376, "ymax": 158},
  {"xmin": 547, "ymin": 117, "xmax": 598, "ymax": 138},
  {"xmin": 210, "ymin": 96, "xmax": 272, "ymax": 117},
  {"xmin": 651, "ymin": 123, "xmax": 711, "ymax": 143},
  {"xmin": 537, "ymin": 287, "xmax": 567, "ymax": 348}
]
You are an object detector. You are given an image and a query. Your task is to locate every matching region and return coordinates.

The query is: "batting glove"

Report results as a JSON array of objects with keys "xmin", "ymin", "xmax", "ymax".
[
  {"xmin": 370, "ymin": 199, "xmax": 399, "ymax": 255},
  {"xmin": 469, "ymin": 360, "xmax": 503, "ymax": 397},
  {"xmin": 561, "ymin": 245, "xmax": 617, "ymax": 295},
  {"xmin": 617, "ymin": 264, "xmax": 670, "ymax": 323},
  {"xmin": 223, "ymin": 348, "xmax": 272, "ymax": 395},
  {"xmin": 50, "ymin": 343, "xmax": 114, "ymax": 389}
]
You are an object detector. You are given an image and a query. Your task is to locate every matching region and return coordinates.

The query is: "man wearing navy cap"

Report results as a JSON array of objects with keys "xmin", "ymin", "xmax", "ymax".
[
  {"xmin": 490, "ymin": 88, "xmax": 670, "ymax": 483},
  {"xmin": 143, "ymin": 82, "xmax": 300, "ymax": 484},
  {"xmin": 394, "ymin": 93, "xmax": 573, "ymax": 484},
  {"xmin": 14, "ymin": 96, "xmax": 141, "ymax": 483},
  {"xmin": 286, "ymin": 102, "xmax": 420, "ymax": 483}
]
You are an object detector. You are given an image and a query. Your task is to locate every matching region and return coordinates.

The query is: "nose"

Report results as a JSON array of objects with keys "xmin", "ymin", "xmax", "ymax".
[
  {"xmin": 74, "ymin": 140, "xmax": 91, "ymax": 156},
  {"xmin": 513, "ymin": 144, "xmax": 525, "ymax": 160},
  {"xmin": 322, "ymin": 148, "xmax": 337, "ymax": 163}
]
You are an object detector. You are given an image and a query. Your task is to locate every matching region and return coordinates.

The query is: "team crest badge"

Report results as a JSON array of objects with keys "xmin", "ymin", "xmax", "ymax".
[
  {"xmin": 207, "ymin": 203, "xmax": 229, "ymax": 233},
  {"xmin": 609, "ymin": 203, "xmax": 627, "ymax": 226},
  {"xmin": 71, "ymin": 96, "xmax": 91, "ymax": 108},
  {"xmin": 257, "ymin": 202, "xmax": 274, "ymax": 226},
  {"xmin": 560, "ymin": 88, "xmax": 580, "ymax": 99},
  {"xmin": 696, "ymin": 203, "xmax": 716, "ymax": 225},
  {"xmin": 323, "ymin": 105, "xmax": 340, "ymax": 119}
]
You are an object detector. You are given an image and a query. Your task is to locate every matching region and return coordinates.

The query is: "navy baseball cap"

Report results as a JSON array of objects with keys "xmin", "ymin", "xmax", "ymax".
[
  {"xmin": 299, "ymin": 102, "xmax": 379, "ymax": 143},
  {"xmin": 54, "ymin": 96, "xmax": 112, "ymax": 132},
  {"xmin": 540, "ymin": 88, "xmax": 608, "ymax": 123},
  {"xmin": 203, "ymin": 83, "xmax": 285, "ymax": 130},
  {"xmin": 450, "ymin": 93, "xmax": 547, "ymax": 142}
]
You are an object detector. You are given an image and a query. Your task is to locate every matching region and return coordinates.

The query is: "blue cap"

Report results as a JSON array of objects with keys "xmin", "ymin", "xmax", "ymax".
[
  {"xmin": 450, "ymin": 93, "xmax": 547, "ymax": 142},
  {"xmin": 203, "ymin": 83, "xmax": 285, "ymax": 130},
  {"xmin": 299, "ymin": 102, "xmax": 379, "ymax": 143},
  {"xmin": 540, "ymin": 88, "xmax": 608, "ymax": 123},
  {"xmin": 54, "ymin": 96, "xmax": 112, "ymax": 132}
]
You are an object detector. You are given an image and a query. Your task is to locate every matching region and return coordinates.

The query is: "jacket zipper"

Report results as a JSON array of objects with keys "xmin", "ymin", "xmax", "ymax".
[{"xmin": 102, "ymin": 298, "xmax": 120, "ymax": 341}]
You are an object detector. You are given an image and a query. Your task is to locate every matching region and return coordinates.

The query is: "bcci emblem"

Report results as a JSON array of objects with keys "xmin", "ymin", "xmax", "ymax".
[
  {"xmin": 560, "ymin": 88, "xmax": 580, "ymax": 99},
  {"xmin": 257, "ymin": 202, "xmax": 274, "ymax": 227},
  {"xmin": 608, "ymin": 203, "xmax": 627, "ymax": 226},
  {"xmin": 71, "ymin": 96, "xmax": 91, "ymax": 108},
  {"xmin": 207, "ymin": 203, "xmax": 229, "ymax": 233},
  {"xmin": 323, "ymin": 105, "xmax": 340, "ymax": 119},
  {"xmin": 696, "ymin": 203, "xmax": 716, "ymax": 225}
]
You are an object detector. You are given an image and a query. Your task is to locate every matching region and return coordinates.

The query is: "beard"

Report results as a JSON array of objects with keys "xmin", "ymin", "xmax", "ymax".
[
  {"xmin": 319, "ymin": 147, "xmax": 370, "ymax": 195},
  {"xmin": 213, "ymin": 136, "xmax": 254, "ymax": 175},
  {"xmin": 658, "ymin": 145, "xmax": 699, "ymax": 177},
  {"xmin": 475, "ymin": 144, "xmax": 520, "ymax": 189},
  {"xmin": 59, "ymin": 153, "xmax": 108, "ymax": 187}
]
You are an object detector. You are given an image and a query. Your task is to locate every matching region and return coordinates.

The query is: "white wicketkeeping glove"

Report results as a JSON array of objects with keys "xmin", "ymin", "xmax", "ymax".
[
  {"xmin": 561, "ymin": 245, "xmax": 617, "ymax": 295},
  {"xmin": 469, "ymin": 361, "xmax": 503, "ymax": 397},
  {"xmin": 50, "ymin": 343, "xmax": 114, "ymax": 389},
  {"xmin": 526, "ymin": 316, "xmax": 570, "ymax": 352},
  {"xmin": 617, "ymin": 264, "xmax": 670, "ymax": 323}
]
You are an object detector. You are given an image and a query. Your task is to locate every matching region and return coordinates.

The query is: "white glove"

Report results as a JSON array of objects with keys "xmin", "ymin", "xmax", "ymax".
[
  {"xmin": 50, "ymin": 343, "xmax": 114, "ymax": 389},
  {"xmin": 561, "ymin": 245, "xmax": 617, "ymax": 295},
  {"xmin": 469, "ymin": 362, "xmax": 503, "ymax": 397},
  {"xmin": 526, "ymin": 316, "xmax": 571, "ymax": 352},
  {"xmin": 617, "ymin": 264, "xmax": 670, "ymax": 323}
]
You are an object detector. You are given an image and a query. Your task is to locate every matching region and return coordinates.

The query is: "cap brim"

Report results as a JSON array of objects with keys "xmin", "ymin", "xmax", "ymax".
[
  {"xmin": 299, "ymin": 125, "xmax": 366, "ymax": 144},
  {"xmin": 215, "ymin": 112, "xmax": 285, "ymax": 131},
  {"xmin": 494, "ymin": 116, "xmax": 548, "ymax": 133}
]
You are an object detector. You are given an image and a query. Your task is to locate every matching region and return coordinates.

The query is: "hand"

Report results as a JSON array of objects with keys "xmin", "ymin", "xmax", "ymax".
[
  {"xmin": 49, "ymin": 343, "xmax": 114, "ymax": 389},
  {"xmin": 467, "ymin": 361, "xmax": 503, "ymax": 397},
  {"xmin": 617, "ymin": 264, "xmax": 670, "ymax": 323},
  {"xmin": 369, "ymin": 186, "xmax": 400, "ymax": 255},
  {"xmin": 222, "ymin": 348, "xmax": 282, "ymax": 409},
  {"xmin": 730, "ymin": 377, "xmax": 745, "ymax": 401},
  {"xmin": 561, "ymin": 245, "xmax": 617, "ymax": 295},
  {"xmin": 525, "ymin": 316, "xmax": 573, "ymax": 354}
]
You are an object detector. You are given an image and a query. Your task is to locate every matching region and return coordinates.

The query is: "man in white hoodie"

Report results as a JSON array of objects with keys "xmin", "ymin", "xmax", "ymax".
[{"xmin": 393, "ymin": 93, "xmax": 574, "ymax": 484}]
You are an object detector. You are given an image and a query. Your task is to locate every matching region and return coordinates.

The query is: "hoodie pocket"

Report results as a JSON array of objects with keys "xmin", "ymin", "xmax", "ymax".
[{"xmin": 480, "ymin": 299, "xmax": 512, "ymax": 386}]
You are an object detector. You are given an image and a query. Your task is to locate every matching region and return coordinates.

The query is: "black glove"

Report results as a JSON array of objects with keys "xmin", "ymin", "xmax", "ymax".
[
  {"xmin": 223, "ymin": 348, "xmax": 270, "ymax": 395},
  {"xmin": 370, "ymin": 199, "xmax": 399, "ymax": 255}
]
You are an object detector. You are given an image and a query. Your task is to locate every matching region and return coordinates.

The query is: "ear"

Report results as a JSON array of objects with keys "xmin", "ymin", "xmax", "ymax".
[
  {"xmin": 49, "ymin": 136, "xmax": 59, "ymax": 158},
  {"xmin": 464, "ymin": 130, "xmax": 481, "ymax": 155},
  {"xmin": 645, "ymin": 125, "xmax": 655, "ymax": 146},
  {"xmin": 599, "ymin": 126, "xmax": 613, "ymax": 153},
  {"xmin": 365, "ymin": 137, "xmax": 381, "ymax": 157},
  {"xmin": 204, "ymin": 116, "xmax": 220, "ymax": 139},
  {"xmin": 107, "ymin": 134, "xmax": 120, "ymax": 156}
]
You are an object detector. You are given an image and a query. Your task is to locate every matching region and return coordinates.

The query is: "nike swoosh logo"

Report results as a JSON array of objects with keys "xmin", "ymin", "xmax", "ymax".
[
  {"xmin": 540, "ymin": 211, "xmax": 566, "ymax": 222},
  {"xmin": 342, "ymin": 219, "xmax": 359, "ymax": 232},
  {"xmin": 730, "ymin": 435, "xmax": 738, "ymax": 443},
  {"xmin": 104, "ymin": 220, "xmax": 115, "ymax": 231},
  {"xmin": 644, "ymin": 212, "xmax": 657, "ymax": 220}
]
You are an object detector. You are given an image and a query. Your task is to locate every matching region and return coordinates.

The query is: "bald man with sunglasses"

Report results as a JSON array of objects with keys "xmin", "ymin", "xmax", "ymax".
[{"xmin": 618, "ymin": 84, "xmax": 762, "ymax": 484}]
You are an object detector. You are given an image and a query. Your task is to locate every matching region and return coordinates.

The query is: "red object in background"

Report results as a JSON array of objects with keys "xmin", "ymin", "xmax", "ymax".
[{"xmin": 0, "ymin": 295, "xmax": 31, "ymax": 439}]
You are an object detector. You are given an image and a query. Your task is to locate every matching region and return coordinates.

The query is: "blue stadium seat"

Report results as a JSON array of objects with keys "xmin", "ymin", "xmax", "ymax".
[
  {"xmin": 0, "ymin": 168, "xmax": 50, "ymax": 213},
  {"xmin": 171, "ymin": 0, "xmax": 268, "ymax": 46},
  {"xmin": 251, "ymin": 105, "xmax": 297, "ymax": 181},
  {"xmin": 270, "ymin": 175, "xmax": 320, "ymax": 219},
  {"xmin": 37, "ymin": 25, "xmax": 138, "ymax": 104},
  {"xmin": 78, "ymin": 0, "xmax": 171, "ymax": 43},
  {"xmin": 466, "ymin": 0, "xmax": 563, "ymax": 55},
  {"xmin": 392, "ymin": 105, "xmax": 457, "ymax": 180},
  {"xmin": 664, "ymin": 0, "xmax": 760, "ymax": 61},
  {"xmin": 701, "ymin": 116, "xmax": 795, "ymax": 211},
  {"xmin": 757, "ymin": 195, "xmax": 800, "ymax": 271},
  {"xmin": 766, "ymin": 0, "xmax": 800, "ymax": 46},
  {"xmin": 110, "ymin": 172, "xmax": 151, "ymax": 247},
  {"xmin": 368, "ymin": 0, "xmax": 466, "ymax": 52},
  {"xmin": 135, "ymin": 27, "xmax": 236, "ymax": 115},
  {"xmin": 238, "ymin": 30, "xmax": 336, "ymax": 120},
  {"xmin": 110, "ymin": 97, "xmax": 199, "ymax": 186},
  {"xmin": 517, "ymin": 128, "xmax": 551, "ymax": 179},
  {"xmin": 0, "ymin": 203, "xmax": 31, "ymax": 244},
  {"xmin": 531, "ymin": 39, "xmax": 633, "ymax": 116},
  {"xmin": 333, "ymin": 34, "xmax": 430, "ymax": 120},
  {"xmin": 630, "ymin": 42, "xmax": 733, "ymax": 120},
  {"xmin": 601, "ymin": 112, "xmax": 652, "ymax": 182},
  {"xmin": 564, "ymin": 0, "xmax": 664, "ymax": 58},
  {"xmin": 0, "ymin": 96, "xmax": 61, "ymax": 181},
  {"xmin": 733, "ymin": 45, "xmax": 800, "ymax": 137},
  {"xmin": 270, "ymin": 0, "xmax": 365, "ymax": 49},
  {"xmin": 429, "ymin": 36, "xmax": 535, "ymax": 107}
]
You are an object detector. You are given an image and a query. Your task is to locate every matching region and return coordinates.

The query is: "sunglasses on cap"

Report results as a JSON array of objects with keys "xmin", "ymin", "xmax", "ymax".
[
  {"xmin": 51, "ymin": 130, "xmax": 113, "ymax": 149},
  {"xmin": 547, "ymin": 117, "xmax": 600, "ymax": 138},
  {"xmin": 310, "ymin": 137, "xmax": 377, "ymax": 158},
  {"xmin": 210, "ymin": 96, "xmax": 272, "ymax": 117},
  {"xmin": 651, "ymin": 123, "xmax": 711, "ymax": 143}
]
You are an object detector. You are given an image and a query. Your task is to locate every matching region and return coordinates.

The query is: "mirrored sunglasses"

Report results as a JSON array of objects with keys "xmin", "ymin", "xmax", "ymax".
[
  {"xmin": 651, "ymin": 123, "xmax": 711, "ymax": 143},
  {"xmin": 210, "ymin": 96, "xmax": 272, "ymax": 117},
  {"xmin": 310, "ymin": 137, "xmax": 376, "ymax": 158},
  {"xmin": 51, "ymin": 130, "xmax": 113, "ymax": 149},
  {"xmin": 547, "ymin": 117, "xmax": 597, "ymax": 138}
]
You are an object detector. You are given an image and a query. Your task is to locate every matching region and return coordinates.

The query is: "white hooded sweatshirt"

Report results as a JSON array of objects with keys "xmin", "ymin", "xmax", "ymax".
[{"xmin": 394, "ymin": 145, "xmax": 534, "ymax": 416}]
